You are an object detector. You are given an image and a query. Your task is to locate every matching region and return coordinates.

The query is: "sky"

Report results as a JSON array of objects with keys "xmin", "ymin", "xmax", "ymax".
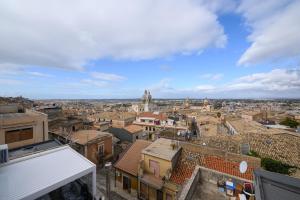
[{"xmin": 0, "ymin": 0, "xmax": 300, "ymax": 99}]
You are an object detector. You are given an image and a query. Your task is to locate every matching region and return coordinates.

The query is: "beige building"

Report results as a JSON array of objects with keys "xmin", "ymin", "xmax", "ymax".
[
  {"xmin": 114, "ymin": 138, "xmax": 181, "ymax": 200},
  {"xmin": 241, "ymin": 111, "xmax": 265, "ymax": 121},
  {"xmin": 139, "ymin": 138, "xmax": 181, "ymax": 200},
  {"xmin": 50, "ymin": 130, "xmax": 113, "ymax": 165},
  {"xmin": 114, "ymin": 140, "xmax": 152, "ymax": 197},
  {"xmin": 0, "ymin": 108, "xmax": 48, "ymax": 149}
]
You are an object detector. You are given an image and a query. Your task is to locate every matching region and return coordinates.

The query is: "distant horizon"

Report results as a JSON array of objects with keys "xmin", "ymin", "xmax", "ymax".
[{"xmin": 2, "ymin": 95, "xmax": 300, "ymax": 102}]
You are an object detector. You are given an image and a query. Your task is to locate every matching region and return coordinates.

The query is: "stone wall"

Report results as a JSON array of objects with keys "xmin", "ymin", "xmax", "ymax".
[
  {"xmin": 178, "ymin": 166, "xmax": 200, "ymax": 200},
  {"xmin": 198, "ymin": 166, "xmax": 252, "ymax": 184}
]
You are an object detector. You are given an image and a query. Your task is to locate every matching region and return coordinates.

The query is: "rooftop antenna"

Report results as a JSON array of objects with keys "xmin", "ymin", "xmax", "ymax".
[{"xmin": 239, "ymin": 161, "xmax": 248, "ymax": 174}]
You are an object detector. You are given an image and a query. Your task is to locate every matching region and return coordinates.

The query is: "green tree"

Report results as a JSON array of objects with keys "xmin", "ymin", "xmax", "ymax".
[
  {"xmin": 280, "ymin": 117, "xmax": 299, "ymax": 128},
  {"xmin": 261, "ymin": 158, "xmax": 294, "ymax": 175}
]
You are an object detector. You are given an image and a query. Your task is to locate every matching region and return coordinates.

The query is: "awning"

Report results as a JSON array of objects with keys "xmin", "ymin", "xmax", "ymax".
[{"xmin": 0, "ymin": 145, "xmax": 96, "ymax": 200}]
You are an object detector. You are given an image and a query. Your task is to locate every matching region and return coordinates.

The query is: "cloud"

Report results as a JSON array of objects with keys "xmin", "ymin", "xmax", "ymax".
[
  {"xmin": 0, "ymin": 0, "xmax": 227, "ymax": 70},
  {"xmin": 0, "ymin": 78, "xmax": 23, "ymax": 85},
  {"xmin": 201, "ymin": 73, "xmax": 223, "ymax": 80},
  {"xmin": 27, "ymin": 71, "xmax": 53, "ymax": 78},
  {"xmin": 0, "ymin": 63, "xmax": 54, "ymax": 78},
  {"xmin": 196, "ymin": 85, "xmax": 216, "ymax": 91},
  {"xmin": 229, "ymin": 68, "xmax": 300, "ymax": 91},
  {"xmin": 0, "ymin": 63, "xmax": 24, "ymax": 75},
  {"xmin": 80, "ymin": 79, "xmax": 108, "ymax": 88},
  {"xmin": 91, "ymin": 72, "xmax": 126, "ymax": 81},
  {"xmin": 238, "ymin": 0, "xmax": 300, "ymax": 65},
  {"xmin": 147, "ymin": 68, "xmax": 300, "ymax": 98},
  {"xmin": 149, "ymin": 78, "xmax": 174, "ymax": 92}
]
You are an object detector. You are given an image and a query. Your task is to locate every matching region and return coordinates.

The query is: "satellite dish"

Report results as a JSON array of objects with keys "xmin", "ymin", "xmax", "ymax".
[{"xmin": 239, "ymin": 161, "xmax": 248, "ymax": 174}]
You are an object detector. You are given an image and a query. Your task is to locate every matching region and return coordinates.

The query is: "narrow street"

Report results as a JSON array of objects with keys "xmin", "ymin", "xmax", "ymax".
[{"xmin": 96, "ymin": 167, "xmax": 135, "ymax": 200}]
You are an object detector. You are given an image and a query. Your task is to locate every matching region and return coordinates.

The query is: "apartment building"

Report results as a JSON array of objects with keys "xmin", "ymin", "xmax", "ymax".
[
  {"xmin": 138, "ymin": 138, "xmax": 181, "ymax": 200},
  {"xmin": 114, "ymin": 140, "xmax": 152, "ymax": 196},
  {"xmin": 114, "ymin": 138, "xmax": 181, "ymax": 200},
  {"xmin": 134, "ymin": 112, "xmax": 188, "ymax": 140},
  {"xmin": 108, "ymin": 124, "xmax": 146, "ymax": 142},
  {"xmin": 0, "ymin": 107, "xmax": 48, "ymax": 149},
  {"xmin": 50, "ymin": 130, "xmax": 113, "ymax": 165}
]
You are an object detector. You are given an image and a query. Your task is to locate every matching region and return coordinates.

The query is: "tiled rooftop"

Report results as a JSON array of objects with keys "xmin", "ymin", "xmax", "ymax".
[
  {"xmin": 114, "ymin": 140, "xmax": 151, "ymax": 176},
  {"xmin": 124, "ymin": 124, "xmax": 143, "ymax": 134},
  {"xmin": 72, "ymin": 130, "xmax": 112, "ymax": 145},
  {"xmin": 204, "ymin": 156, "xmax": 254, "ymax": 180},
  {"xmin": 138, "ymin": 112, "xmax": 167, "ymax": 121},
  {"xmin": 53, "ymin": 130, "xmax": 112, "ymax": 145},
  {"xmin": 169, "ymin": 146, "xmax": 256, "ymax": 186},
  {"xmin": 169, "ymin": 162, "xmax": 195, "ymax": 185}
]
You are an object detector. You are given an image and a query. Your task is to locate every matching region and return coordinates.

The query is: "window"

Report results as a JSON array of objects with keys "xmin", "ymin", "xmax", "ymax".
[
  {"xmin": 149, "ymin": 160, "xmax": 160, "ymax": 177},
  {"xmin": 5, "ymin": 128, "xmax": 33, "ymax": 143},
  {"xmin": 98, "ymin": 143, "xmax": 104, "ymax": 156},
  {"xmin": 157, "ymin": 190, "xmax": 163, "ymax": 200},
  {"xmin": 145, "ymin": 126, "xmax": 148, "ymax": 131},
  {"xmin": 166, "ymin": 193, "xmax": 173, "ymax": 200},
  {"xmin": 123, "ymin": 176, "xmax": 131, "ymax": 193}
]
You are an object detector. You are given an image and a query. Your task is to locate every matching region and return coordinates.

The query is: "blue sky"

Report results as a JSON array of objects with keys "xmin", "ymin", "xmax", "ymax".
[{"xmin": 0, "ymin": 0, "xmax": 300, "ymax": 99}]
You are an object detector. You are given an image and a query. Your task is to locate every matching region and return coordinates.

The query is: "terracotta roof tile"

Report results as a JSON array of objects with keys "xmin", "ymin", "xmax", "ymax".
[
  {"xmin": 204, "ymin": 156, "xmax": 254, "ymax": 180},
  {"xmin": 114, "ymin": 140, "xmax": 151, "ymax": 176},
  {"xmin": 124, "ymin": 124, "xmax": 143, "ymax": 134},
  {"xmin": 170, "ymin": 162, "xmax": 195, "ymax": 185},
  {"xmin": 139, "ymin": 112, "xmax": 167, "ymax": 121}
]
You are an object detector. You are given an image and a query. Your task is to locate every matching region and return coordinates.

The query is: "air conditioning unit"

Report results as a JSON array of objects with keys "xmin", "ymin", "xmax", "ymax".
[{"xmin": 0, "ymin": 144, "xmax": 9, "ymax": 164}]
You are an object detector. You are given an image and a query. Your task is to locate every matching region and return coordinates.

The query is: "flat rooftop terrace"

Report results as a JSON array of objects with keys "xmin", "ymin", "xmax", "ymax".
[
  {"xmin": 9, "ymin": 140, "xmax": 62, "ymax": 159},
  {"xmin": 142, "ymin": 138, "xmax": 181, "ymax": 161},
  {"xmin": 0, "ymin": 110, "xmax": 46, "ymax": 126}
]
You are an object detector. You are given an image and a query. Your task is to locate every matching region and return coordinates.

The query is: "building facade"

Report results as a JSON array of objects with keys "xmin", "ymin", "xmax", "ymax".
[{"xmin": 0, "ymin": 108, "xmax": 48, "ymax": 149}]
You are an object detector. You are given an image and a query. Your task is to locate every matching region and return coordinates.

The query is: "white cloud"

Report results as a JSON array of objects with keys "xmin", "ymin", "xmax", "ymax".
[
  {"xmin": 28, "ymin": 71, "xmax": 53, "ymax": 78},
  {"xmin": 80, "ymin": 79, "xmax": 108, "ymax": 88},
  {"xmin": 196, "ymin": 85, "xmax": 216, "ymax": 91},
  {"xmin": 148, "ymin": 68, "xmax": 300, "ymax": 98},
  {"xmin": 229, "ymin": 68, "xmax": 300, "ymax": 91},
  {"xmin": 149, "ymin": 78, "xmax": 173, "ymax": 92},
  {"xmin": 0, "ymin": 78, "xmax": 22, "ymax": 85},
  {"xmin": 0, "ymin": 63, "xmax": 53, "ymax": 77},
  {"xmin": 201, "ymin": 73, "xmax": 223, "ymax": 80},
  {"xmin": 238, "ymin": 0, "xmax": 300, "ymax": 65},
  {"xmin": 0, "ymin": 0, "xmax": 227, "ymax": 70},
  {"xmin": 0, "ymin": 63, "xmax": 24, "ymax": 75},
  {"xmin": 91, "ymin": 72, "xmax": 126, "ymax": 81}
]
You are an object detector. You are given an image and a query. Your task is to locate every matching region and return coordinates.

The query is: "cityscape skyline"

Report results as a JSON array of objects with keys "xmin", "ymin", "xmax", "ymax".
[{"xmin": 0, "ymin": 0, "xmax": 300, "ymax": 99}]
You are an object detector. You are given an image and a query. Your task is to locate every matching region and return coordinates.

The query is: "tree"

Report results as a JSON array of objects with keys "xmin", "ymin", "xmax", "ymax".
[
  {"xmin": 280, "ymin": 117, "xmax": 299, "ymax": 128},
  {"xmin": 261, "ymin": 158, "xmax": 294, "ymax": 175},
  {"xmin": 217, "ymin": 112, "xmax": 221, "ymax": 118}
]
